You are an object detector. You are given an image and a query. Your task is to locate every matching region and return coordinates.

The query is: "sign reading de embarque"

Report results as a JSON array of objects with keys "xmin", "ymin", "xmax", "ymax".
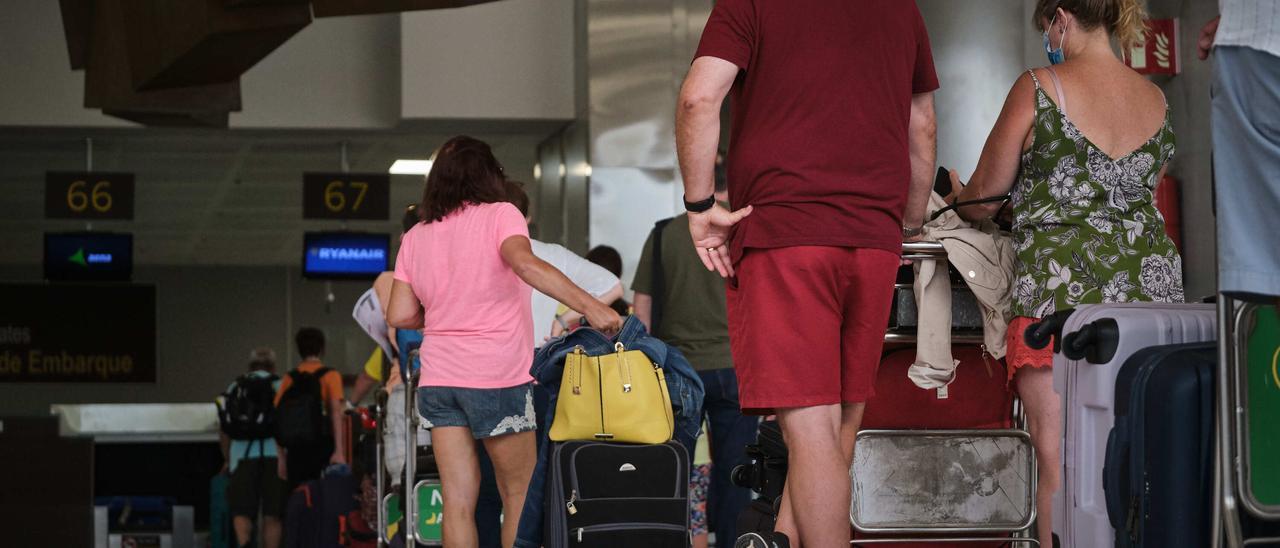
[{"xmin": 0, "ymin": 284, "xmax": 156, "ymax": 383}]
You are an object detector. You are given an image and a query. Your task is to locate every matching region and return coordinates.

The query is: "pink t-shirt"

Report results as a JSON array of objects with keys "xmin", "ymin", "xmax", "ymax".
[{"xmin": 393, "ymin": 202, "xmax": 534, "ymax": 389}]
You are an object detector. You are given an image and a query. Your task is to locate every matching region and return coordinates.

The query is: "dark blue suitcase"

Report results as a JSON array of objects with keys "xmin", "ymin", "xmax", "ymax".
[{"xmin": 1104, "ymin": 342, "xmax": 1216, "ymax": 548}]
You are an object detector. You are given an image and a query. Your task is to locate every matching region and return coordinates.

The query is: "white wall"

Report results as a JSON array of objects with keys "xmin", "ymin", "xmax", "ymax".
[
  {"xmin": 0, "ymin": 0, "xmax": 128, "ymax": 127},
  {"xmin": 400, "ymin": 0, "xmax": 576, "ymax": 120},
  {"xmin": 919, "ymin": 0, "xmax": 1031, "ymax": 180},
  {"xmin": 232, "ymin": 14, "xmax": 403, "ymax": 129}
]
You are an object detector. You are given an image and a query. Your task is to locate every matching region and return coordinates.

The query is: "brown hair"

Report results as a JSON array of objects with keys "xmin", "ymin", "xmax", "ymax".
[
  {"xmin": 504, "ymin": 179, "xmax": 531, "ymax": 218},
  {"xmin": 419, "ymin": 136, "xmax": 507, "ymax": 223},
  {"xmin": 401, "ymin": 204, "xmax": 420, "ymax": 234},
  {"xmin": 1033, "ymin": 0, "xmax": 1148, "ymax": 49}
]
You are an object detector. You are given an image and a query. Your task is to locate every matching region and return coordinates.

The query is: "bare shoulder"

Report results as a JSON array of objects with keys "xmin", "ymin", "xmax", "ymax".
[
  {"xmin": 1116, "ymin": 69, "xmax": 1168, "ymax": 117},
  {"xmin": 1000, "ymin": 70, "xmax": 1040, "ymax": 117}
]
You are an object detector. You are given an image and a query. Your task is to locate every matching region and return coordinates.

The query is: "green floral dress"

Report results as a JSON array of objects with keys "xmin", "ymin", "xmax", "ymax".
[{"xmin": 1011, "ymin": 69, "xmax": 1184, "ymax": 318}]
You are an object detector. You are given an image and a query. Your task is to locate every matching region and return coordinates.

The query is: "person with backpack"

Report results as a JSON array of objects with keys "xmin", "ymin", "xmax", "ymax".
[
  {"xmin": 274, "ymin": 328, "xmax": 347, "ymax": 488},
  {"xmin": 217, "ymin": 348, "xmax": 287, "ymax": 548}
]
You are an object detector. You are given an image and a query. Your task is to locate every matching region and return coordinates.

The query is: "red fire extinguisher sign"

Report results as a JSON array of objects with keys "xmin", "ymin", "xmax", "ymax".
[{"xmin": 1124, "ymin": 18, "xmax": 1181, "ymax": 75}]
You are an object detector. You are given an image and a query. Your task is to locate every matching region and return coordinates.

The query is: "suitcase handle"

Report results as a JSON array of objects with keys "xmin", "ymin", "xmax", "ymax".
[
  {"xmin": 1062, "ymin": 318, "xmax": 1120, "ymax": 364},
  {"xmin": 1103, "ymin": 426, "xmax": 1129, "ymax": 532},
  {"xmin": 1024, "ymin": 309, "xmax": 1076, "ymax": 352}
]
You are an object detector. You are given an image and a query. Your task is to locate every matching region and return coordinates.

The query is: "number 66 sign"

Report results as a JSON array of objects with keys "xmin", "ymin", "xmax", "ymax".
[{"xmin": 45, "ymin": 172, "xmax": 135, "ymax": 220}]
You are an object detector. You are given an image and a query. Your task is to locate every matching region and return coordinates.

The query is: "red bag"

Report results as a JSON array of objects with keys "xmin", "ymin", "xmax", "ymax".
[{"xmin": 862, "ymin": 346, "xmax": 1013, "ymax": 430}]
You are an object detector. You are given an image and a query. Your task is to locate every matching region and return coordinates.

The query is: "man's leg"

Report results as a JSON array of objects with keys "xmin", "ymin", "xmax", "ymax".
[
  {"xmin": 227, "ymin": 461, "xmax": 257, "ymax": 547},
  {"xmin": 835, "ymin": 247, "xmax": 900, "ymax": 543},
  {"xmin": 773, "ymin": 403, "xmax": 863, "ymax": 545},
  {"xmin": 260, "ymin": 457, "xmax": 287, "ymax": 548},
  {"xmin": 1213, "ymin": 46, "xmax": 1280, "ymax": 303},
  {"xmin": 232, "ymin": 516, "xmax": 254, "ymax": 548},
  {"xmin": 726, "ymin": 246, "xmax": 853, "ymax": 546},
  {"xmin": 703, "ymin": 368, "xmax": 759, "ymax": 543},
  {"xmin": 262, "ymin": 516, "xmax": 282, "ymax": 548},
  {"xmin": 776, "ymin": 404, "xmax": 848, "ymax": 547}
]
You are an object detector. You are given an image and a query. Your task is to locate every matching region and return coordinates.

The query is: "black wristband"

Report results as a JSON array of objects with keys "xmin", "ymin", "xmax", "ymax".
[{"xmin": 683, "ymin": 194, "xmax": 716, "ymax": 213}]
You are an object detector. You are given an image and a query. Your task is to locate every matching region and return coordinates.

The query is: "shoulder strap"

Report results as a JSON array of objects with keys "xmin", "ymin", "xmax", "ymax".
[
  {"xmin": 1026, "ymin": 69, "xmax": 1042, "ymax": 90},
  {"xmin": 648, "ymin": 218, "xmax": 675, "ymax": 335},
  {"xmin": 1044, "ymin": 66, "xmax": 1068, "ymax": 114}
]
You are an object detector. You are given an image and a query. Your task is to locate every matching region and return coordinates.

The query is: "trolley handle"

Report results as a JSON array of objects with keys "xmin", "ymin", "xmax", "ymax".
[
  {"xmin": 1023, "ymin": 309, "xmax": 1076, "ymax": 352},
  {"xmin": 1061, "ymin": 318, "xmax": 1120, "ymax": 364}
]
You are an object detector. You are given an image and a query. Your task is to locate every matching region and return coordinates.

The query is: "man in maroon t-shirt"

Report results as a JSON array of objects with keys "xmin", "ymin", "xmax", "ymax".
[{"xmin": 676, "ymin": 1, "xmax": 938, "ymax": 546}]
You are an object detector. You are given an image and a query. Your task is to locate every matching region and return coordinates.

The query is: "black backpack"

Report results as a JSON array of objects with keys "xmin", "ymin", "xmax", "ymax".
[
  {"xmin": 217, "ymin": 373, "xmax": 279, "ymax": 441},
  {"xmin": 275, "ymin": 367, "xmax": 333, "ymax": 448}
]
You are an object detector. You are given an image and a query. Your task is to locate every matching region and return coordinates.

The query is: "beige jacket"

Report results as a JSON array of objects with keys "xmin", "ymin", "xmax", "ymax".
[{"xmin": 908, "ymin": 192, "xmax": 1015, "ymax": 390}]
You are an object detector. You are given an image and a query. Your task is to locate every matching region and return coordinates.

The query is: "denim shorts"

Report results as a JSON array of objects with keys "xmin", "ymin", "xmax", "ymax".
[{"xmin": 416, "ymin": 383, "xmax": 536, "ymax": 439}]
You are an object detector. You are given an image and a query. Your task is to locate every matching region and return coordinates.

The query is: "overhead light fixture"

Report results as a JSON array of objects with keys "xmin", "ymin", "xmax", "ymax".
[{"xmin": 389, "ymin": 159, "xmax": 433, "ymax": 175}]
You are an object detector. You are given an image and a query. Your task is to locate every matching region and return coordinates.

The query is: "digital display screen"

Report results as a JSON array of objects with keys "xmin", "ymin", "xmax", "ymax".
[
  {"xmin": 303, "ymin": 232, "xmax": 390, "ymax": 279},
  {"xmin": 44, "ymin": 232, "xmax": 133, "ymax": 282}
]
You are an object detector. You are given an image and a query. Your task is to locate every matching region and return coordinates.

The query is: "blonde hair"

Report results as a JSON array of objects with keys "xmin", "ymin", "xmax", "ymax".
[{"xmin": 1033, "ymin": 0, "xmax": 1149, "ymax": 49}]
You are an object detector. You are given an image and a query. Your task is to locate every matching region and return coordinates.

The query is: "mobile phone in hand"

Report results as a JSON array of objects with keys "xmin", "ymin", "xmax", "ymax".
[{"xmin": 933, "ymin": 166, "xmax": 953, "ymax": 197}]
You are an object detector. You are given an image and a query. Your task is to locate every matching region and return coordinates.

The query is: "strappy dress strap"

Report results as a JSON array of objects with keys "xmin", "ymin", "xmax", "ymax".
[
  {"xmin": 1027, "ymin": 68, "xmax": 1043, "ymax": 90},
  {"xmin": 1044, "ymin": 66, "xmax": 1068, "ymax": 114}
]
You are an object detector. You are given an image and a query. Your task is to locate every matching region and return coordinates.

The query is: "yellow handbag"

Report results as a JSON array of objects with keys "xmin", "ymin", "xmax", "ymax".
[{"xmin": 548, "ymin": 342, "xmax": 675, "ymax": 444}]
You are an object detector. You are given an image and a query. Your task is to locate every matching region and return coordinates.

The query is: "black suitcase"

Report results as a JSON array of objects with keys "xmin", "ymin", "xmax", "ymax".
[
  {"xmin": 731, "ymin": 420, "xmax": 786, "ymax": 536},
  {"xmin": 545, "ymin": 440, "xmax": 690, "ymax": 547},
  {"xmin": 1104, "ymin": 342, "xmax": 1216, "ymax": 548}
]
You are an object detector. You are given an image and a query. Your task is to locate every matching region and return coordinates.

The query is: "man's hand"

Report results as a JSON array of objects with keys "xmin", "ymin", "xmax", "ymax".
[
  {"xmin": 277, "ymin": 457, "xmax": 288, "ymax": 481},
  {"xmin": 330, "ymin": 451, "xmax": 347, "ymax": 466},
  {"xmin": 689, "ymin": 203, "xmax": 753, "ymax": 278},
  {"xmin": 220, "ymin": 461, "xmax": 229, "ymax": 476},
  {"xmin": 1199, "ymin": 16, "xmax": 1220, "ymax": 60}
]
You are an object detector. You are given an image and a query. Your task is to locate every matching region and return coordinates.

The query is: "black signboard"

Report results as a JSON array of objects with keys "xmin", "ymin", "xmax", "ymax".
[
  {"xmin": 44, "ymin": 232, "xmax": 133, "ymax": 282},
  {"xmin": 45, "ymin": 172, "xmax": 135, "ymax": 220},
  {"xmin": 302, "ymin": 173, "xmax": 390, "ymax": 220},
  {"xmin": 0, "ymin": 284, "xmax": 156, "ymax": 383}
]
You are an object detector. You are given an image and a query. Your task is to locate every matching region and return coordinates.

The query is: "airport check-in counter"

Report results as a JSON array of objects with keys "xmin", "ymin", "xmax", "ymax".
[{"xmin": 51, "ymin": 403, "xmax": 222, "ymax": 548}]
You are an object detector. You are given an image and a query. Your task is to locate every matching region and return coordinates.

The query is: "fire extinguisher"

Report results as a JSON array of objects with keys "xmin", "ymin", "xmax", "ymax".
[{"xmin": 1155, "ymin": 175, "xmax": 1183, "ymax": 252}]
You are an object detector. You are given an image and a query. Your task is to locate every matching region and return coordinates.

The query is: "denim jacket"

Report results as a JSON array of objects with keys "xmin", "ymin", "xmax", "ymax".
[{"xmin": 515, "ymin": 316, "xmax": 704, "ymax": 548}]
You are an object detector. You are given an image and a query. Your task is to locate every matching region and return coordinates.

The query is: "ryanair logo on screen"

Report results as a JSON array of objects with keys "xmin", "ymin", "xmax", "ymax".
[{"xmin": 308, "ymin": 246, "xmax": 386, "ymax": 261}]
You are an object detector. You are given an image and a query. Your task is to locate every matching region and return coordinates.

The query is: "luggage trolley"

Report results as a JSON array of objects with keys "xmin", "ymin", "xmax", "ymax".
[
  {"xmin": 850, "ymin": 241, "xmax": 1040, "ymax": 546},
  {"xmin": 378, "ymin": 347, "xmax": 445, "ymax": 547},
  {"xmin": 1216, "ymin": 299, "xmax": 1280, "ymax": 548}
]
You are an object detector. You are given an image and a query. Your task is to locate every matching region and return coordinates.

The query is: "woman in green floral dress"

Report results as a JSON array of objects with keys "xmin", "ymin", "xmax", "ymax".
[{"xmin": 946, "ymin": 0, "xmax": 1183, "ymax": 544}]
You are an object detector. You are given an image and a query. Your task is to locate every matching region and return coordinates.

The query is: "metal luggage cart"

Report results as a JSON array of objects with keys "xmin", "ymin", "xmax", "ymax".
[
  {"xmin": 1215, "ymin": 299, "xmax": 1280, "ymax": 548},
  {"xmin": 851, "ymin": 241, "xmax": 1039, "ymax": 546},
  {"xmin": 376, "ymin": 349, "xmax": 444, "ymax": 547},
  {"xmin": 403, "ymin": 360, "xmax": 444, "ymax": 547}
]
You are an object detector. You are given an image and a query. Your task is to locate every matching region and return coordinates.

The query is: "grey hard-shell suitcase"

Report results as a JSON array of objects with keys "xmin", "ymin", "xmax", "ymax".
[{"xmin": 1043, "ymin": 303, "xmax": 1216, "ymax": 548}]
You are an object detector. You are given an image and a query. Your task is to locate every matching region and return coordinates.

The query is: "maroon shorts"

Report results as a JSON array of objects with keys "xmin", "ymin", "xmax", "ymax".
[{"xmin": 726, "ymin": 246, "xmax": 899, "ymax": 414}]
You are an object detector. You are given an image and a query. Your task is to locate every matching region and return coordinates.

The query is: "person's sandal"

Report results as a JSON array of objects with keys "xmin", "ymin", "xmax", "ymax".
[{"xmin": 734, "ymin": 531, "xmax": 791, "ymax": 548}]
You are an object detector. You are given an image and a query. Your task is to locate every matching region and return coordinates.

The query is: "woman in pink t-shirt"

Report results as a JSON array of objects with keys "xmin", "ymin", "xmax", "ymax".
[{"xmin": 385, "ymin": 136, "xmax": 621, "ymax": 548}]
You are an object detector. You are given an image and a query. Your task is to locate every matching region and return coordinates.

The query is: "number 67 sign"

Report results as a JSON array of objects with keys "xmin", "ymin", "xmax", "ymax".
[
  {"xmin": 45, "ymin": 172, "xmax": 135, "ymax": 220},
  {"xmin": 303, "ymin": 173, "xmax": 390, "ymax": 221}
]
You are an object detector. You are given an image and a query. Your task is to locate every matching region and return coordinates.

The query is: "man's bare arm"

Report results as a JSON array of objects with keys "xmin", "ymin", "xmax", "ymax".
[
  {"xmin": 904, "ymin": 92, "xmax": 938, "ymax": 233},
  {"xmin": 676, "ymin": 56, "xmax": 753, "ymax": 276}
]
